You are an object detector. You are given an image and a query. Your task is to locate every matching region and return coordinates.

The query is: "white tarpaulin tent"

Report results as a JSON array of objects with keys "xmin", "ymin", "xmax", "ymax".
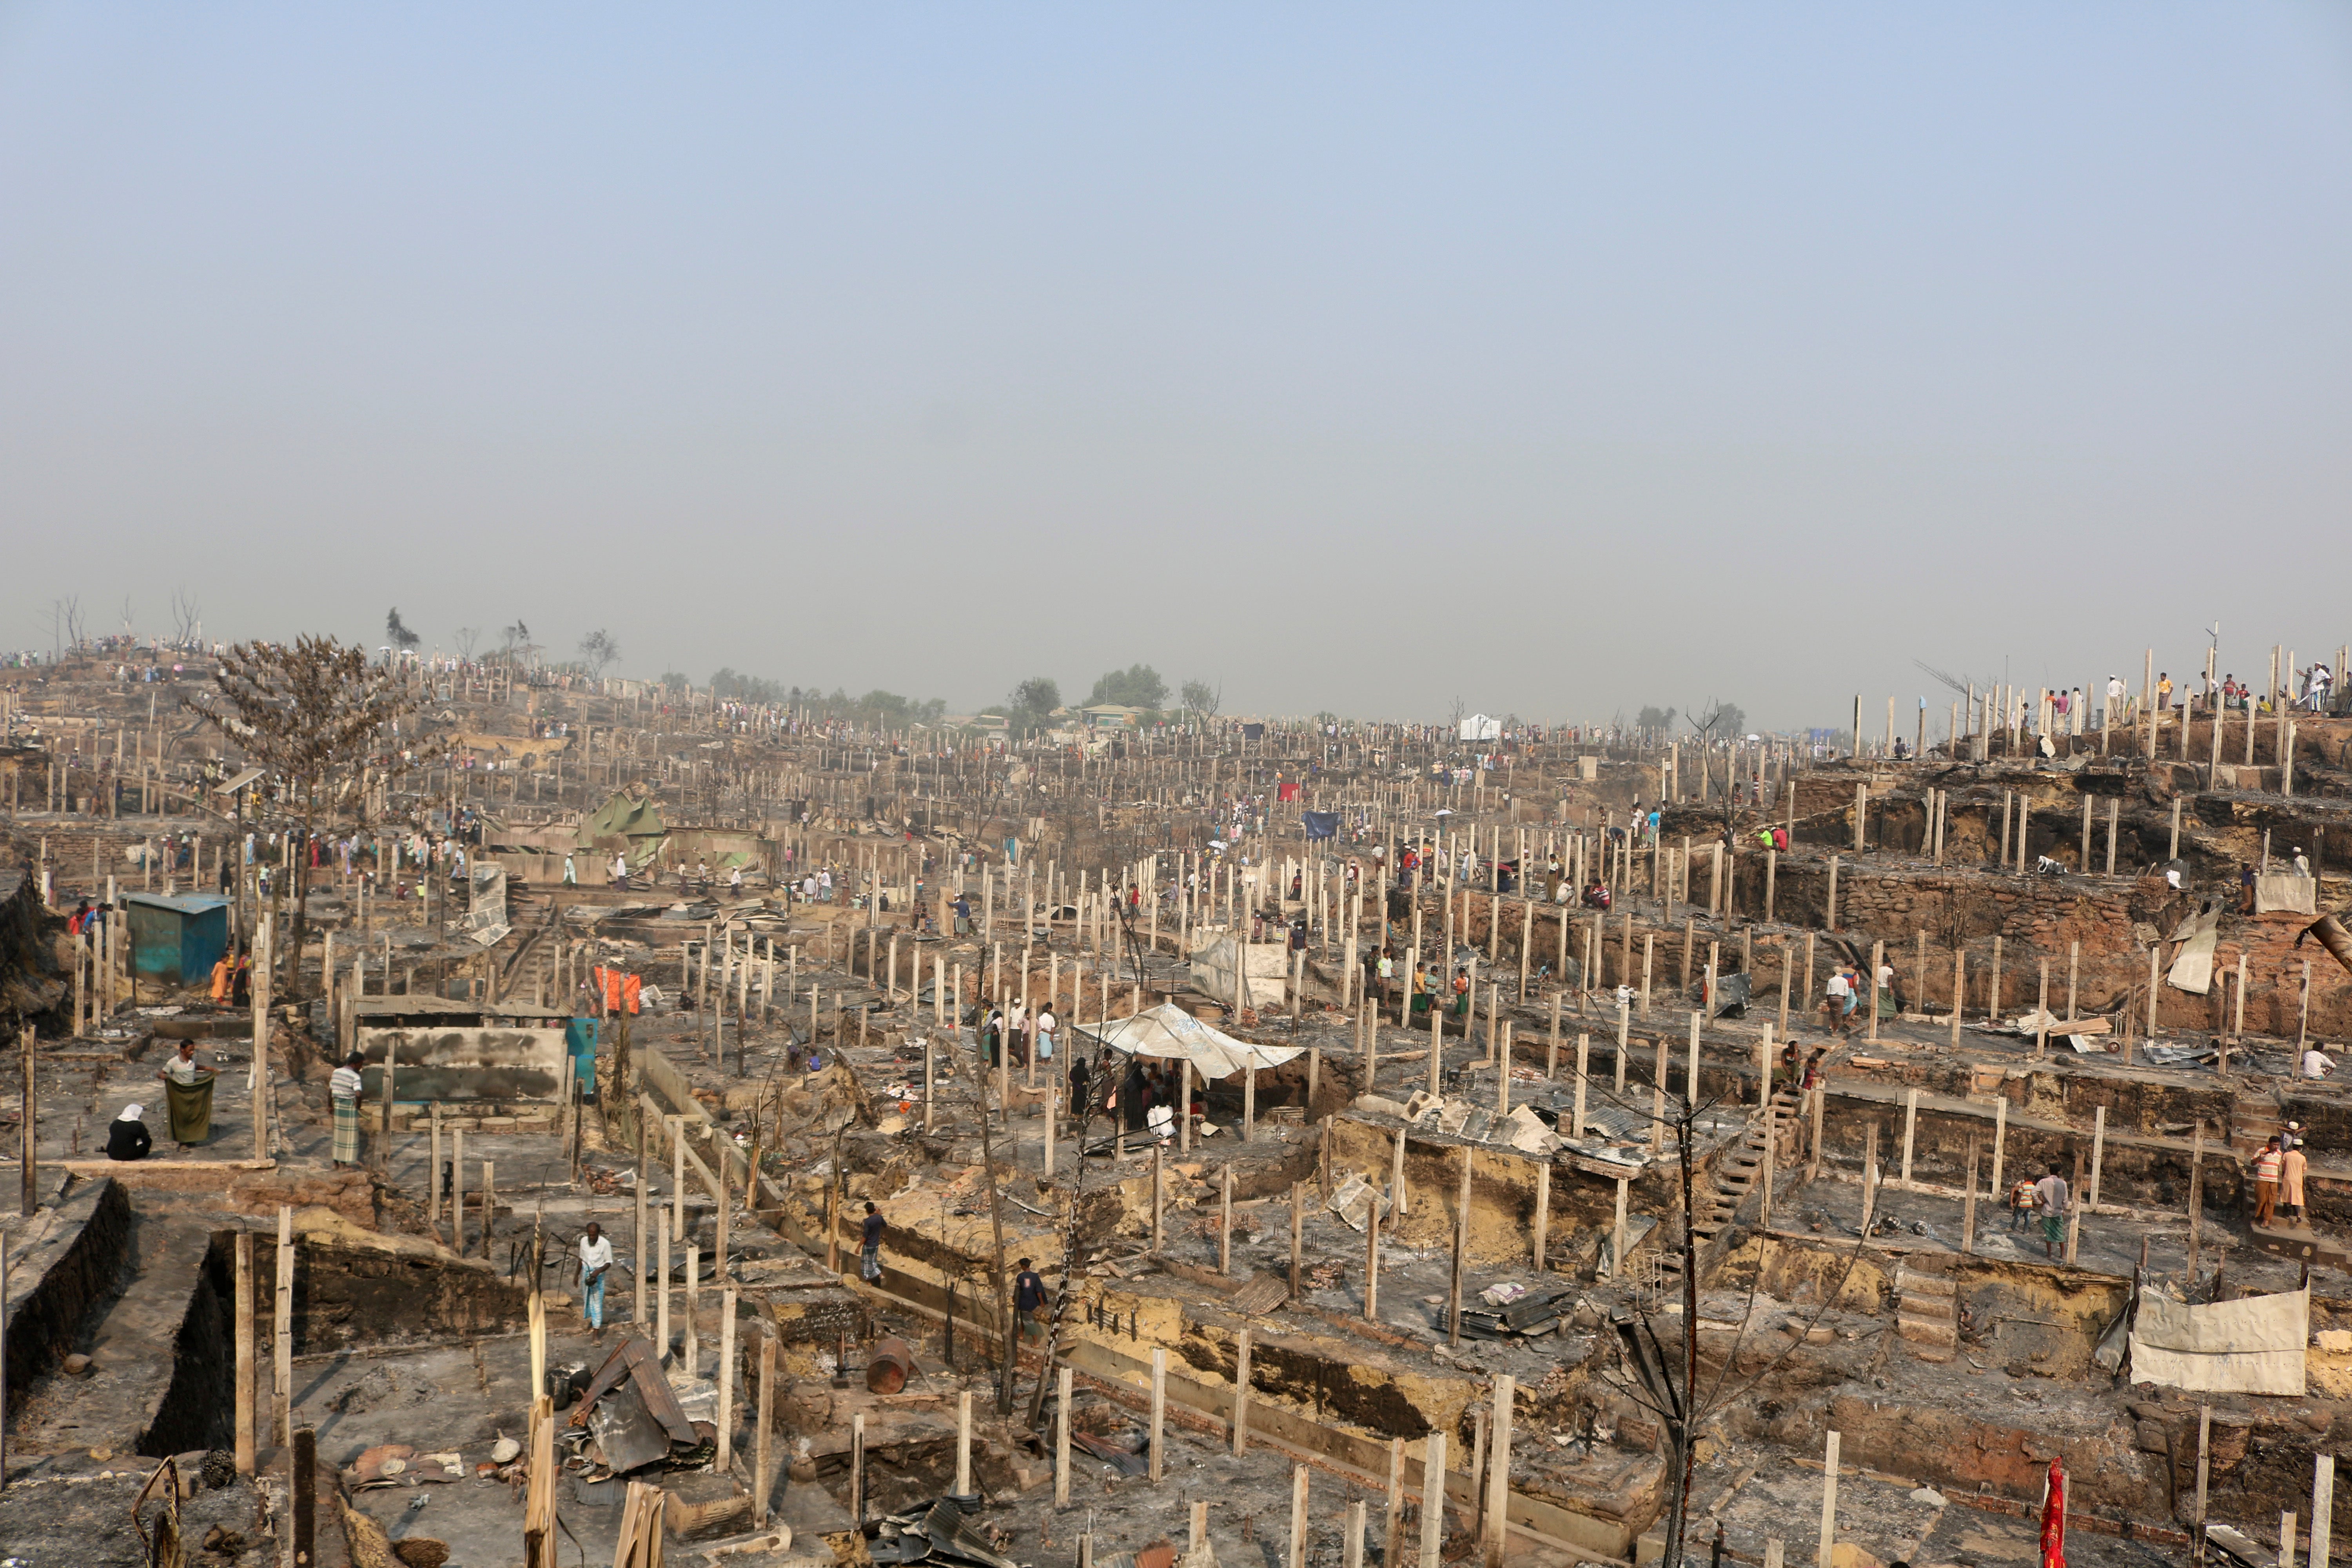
[
  {"xmin": 1459, "ymin": 713, "xmax": 1502, "ymax": 741},
  {"xmin": 1077, "ymin": 1002, "xmax": 1303, "ymax": 1079},
  {"xmin": 2130, "ymin": 1285, "xmax": 2307, "ymax": 1395}
]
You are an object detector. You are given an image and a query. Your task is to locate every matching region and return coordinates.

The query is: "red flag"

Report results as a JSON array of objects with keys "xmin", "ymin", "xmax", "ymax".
[{"xmin": 2038, "ymin": 1459, "xmax": 2066, "ymax": 1568}]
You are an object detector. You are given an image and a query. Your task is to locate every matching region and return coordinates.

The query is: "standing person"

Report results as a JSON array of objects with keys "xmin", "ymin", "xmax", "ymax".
[
  {"xmin": 981, "ymin": 1006, "xmax": 1003, "ymax": 1069},
  {"xmin": 1013, "ymin": 1258, "xmax": 1048, "ymax": 1341},
  {"xmin": 2033, "ymin": 1162, "xmax": 2071, "ymax": 1261},
  {"xmin": 157, "ymin": 1038, "xmax": 217, "ymax": 1146},
  {"xmin": 329, "ymin": 1050, "xmax": 366, "ymax": 1168},
  {"xmin": 563, "ymin": 850, "xmax": 577, "ymax": 887},
  {"xmin": 859, "ymin": 1201, "xmax": 885, "ymax": 1282},
  {"xmin": 2281, "ymin": 1141, "xmax": 2310, "ymax": 1225},
  {"xmin": 578, "ymin": 1222, "xmax": 613, "ymax": 1334},
  {"xmin": 1034, "ymin": 1003, "xmax": 1056, "ymax": 1068},
  {"xmin": 2009, "ymin": 1173, "xmax": 2038, "ymax": 1233},
  {"xmin": 1067, "ymin": 1054, "xmax": 1092, "ymax": 1117},
  {"xmin": 1824, "ymin": 968, "xmax": 1853, "ymax": 1035},
  {"xmin": 2252, "ymin": 1137, "xmax": 2282, "ymax": 1227}
]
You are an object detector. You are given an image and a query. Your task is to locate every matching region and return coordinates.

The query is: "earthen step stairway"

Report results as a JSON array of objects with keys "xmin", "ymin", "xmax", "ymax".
[
  {"xmin": 1895, "ymin": 1263, "xmax": 1958, "ymax": 1361},
  {"xmin": 1658, "ymin": 1087, "xmax": 1801, "ymax": 1281}
]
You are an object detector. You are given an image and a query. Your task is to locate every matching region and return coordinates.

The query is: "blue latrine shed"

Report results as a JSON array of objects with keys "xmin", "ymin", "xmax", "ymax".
[{"xmin": 123, "ymin": 893, "xmax": 232, "ymax": 988}]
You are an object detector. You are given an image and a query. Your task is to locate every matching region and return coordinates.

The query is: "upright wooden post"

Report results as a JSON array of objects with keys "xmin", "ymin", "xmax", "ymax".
[
  {"xmin": 1385, "ymin": 1438, "xmax": 1408, "ymax": 1568},
  {"xmin": 1901, "ymin": 1089, "xmax": 1918, "ymax": 1190},
  {"xmin": 2089, "ymin": 1105, "xmax": 2107, "ymax": 1209},
  {"xmin": 1232, "ymin": 1327, "xmax": 1253, "ymax": 1454},
  {"xmin": 1818, "ymin": 1430, "xmax": 1842, "ymax": 1568},
  {"xmin": 2194, "ymin": 1406, "xmax": 2212, "ymax": 1553},
  {"xmin": 717, "ymin": 1287, "xmax": 737, "ymax": 1471},
  {"xmin": 656, "ymin": 1206, "xmax": 672, "ymax": 1359},
  {"xmin": 754, "ymin": 1332, "xmax": 775, "ymax": 1526},
  {"xmin": 1056, "ymin": 1366, "xmax": 1074, "ymax": 1510},
  {"xmin": 234, "ymin": 1230, "xmax": 256, "ymax": 1475},
  {"xmin": 1218, "ymin": 1163, "xmax": 1236, "ymax": 1274},
  {"xmin": 1290, "ymin": 1463, "xmax": 1312, "ymax": 1568},
  {"xmin": 956, "ymin": 1389, "xmax": 974, "ymax": 1495},
  {"xmin": 274, "ymin": 1205, "xmax": 294, "ymax": 1446},
  {"xmin": 1419, "ymin": 1433, "xmax": 1449, "ymax": 1568},
  {"xmin": 1290, "ymin": 1180, "xmax": 1305, "ymax": 1299},
  {"xmin": 1449, "ymin": 1147, "xmax": 1470, "ymax": 1346},
  {"xmin": 1148, "ymin": 1348, "xmax": 1168, "ymax": 1483},
  {"xmin": 2310, "ymin": 1454, "xmax": 2334, "ymax": 1568},
  {"xmin": 1482, "ymin": 1375, "xmax": 1514, "ymax": 1568},
  {"xmin": 2188, "ymin": 1121, "xmax": 2207, "ymax": 1283},
  {"xmin": 1532, "ymin": 1165, "xmax": 1549, "ymax": 1270}
]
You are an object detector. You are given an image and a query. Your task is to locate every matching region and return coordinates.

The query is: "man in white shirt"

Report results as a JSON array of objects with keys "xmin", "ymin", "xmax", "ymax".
[
  {"xmin": 1825, "ymin": 971, "xmax": 1853, "ymax": 1035},
  {"xmin": 2303, "ymin": 1047, "xmax": 2335, "ymax": 1080},
  {"xmin": 159, "ymin": 1039, "xmax": 209, "ymax": 1087},
  {"xmin": 1035, "ymin": 1006, "xmax": 1057, "ymax": 1065},
  {"xmin": 577, "ymin": 1222, "xmax": 614, "ymax": 1332}
]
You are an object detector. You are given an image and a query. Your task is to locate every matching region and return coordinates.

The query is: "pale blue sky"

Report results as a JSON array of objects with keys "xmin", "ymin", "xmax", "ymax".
[{"xmin": 4, "ymin": 5, "xmax": 2348, "ymax": 728}]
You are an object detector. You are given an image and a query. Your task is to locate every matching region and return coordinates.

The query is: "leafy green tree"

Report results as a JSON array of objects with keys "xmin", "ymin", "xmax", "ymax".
[
  {"xmin": 1086, "ymin": 664, "xmax": 1168, "ymax": 708},
  {"xmin": 1006, "ymin": 677, "xmax": 1061, "ymax": 734},
  {"xmin": 1180, "ymin": 680, "xmax": 1221, "ymax": 719}
]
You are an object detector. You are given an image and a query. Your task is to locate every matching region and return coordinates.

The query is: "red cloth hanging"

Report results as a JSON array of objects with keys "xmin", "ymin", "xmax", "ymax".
[{"xmin": 2038, "ymin": 1459, "xmax": 2066, "ymax": 1568}]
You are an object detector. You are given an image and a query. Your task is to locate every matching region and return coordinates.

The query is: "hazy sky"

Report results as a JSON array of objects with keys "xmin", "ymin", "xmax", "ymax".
[{"xmin": 5, "ymin": 5, "xmax": 2348, "ymax": 731}]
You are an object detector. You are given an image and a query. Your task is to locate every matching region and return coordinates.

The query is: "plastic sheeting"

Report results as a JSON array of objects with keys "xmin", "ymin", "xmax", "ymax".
[
  {"xmin": 2130, "ymin": 1285, "xmax": 2307, "ymax": 1395},
  {"xmin": 1185, "ymin": 930, "xmax": 1289, "ymax": 1008},
  {"xmin": 2166, "ymin": 904, "xmax": 2223, "ymax": 995},
  {"xmin": 1075, "ymin": 1001, "xmax": 1302, "ymax": 1078},
  {"xmin": 2255, "ymin": 875, "xmax": 2318, "ymax": 916}
]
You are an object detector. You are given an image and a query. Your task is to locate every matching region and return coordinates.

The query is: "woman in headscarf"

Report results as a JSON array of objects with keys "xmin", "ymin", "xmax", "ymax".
[{"xmin": 106, "ymin": 1104, "xmax": 152, "ymax": 1162}]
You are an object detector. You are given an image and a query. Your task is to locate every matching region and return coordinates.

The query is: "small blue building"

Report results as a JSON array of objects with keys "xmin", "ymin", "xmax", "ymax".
[{"xmin": 123, "ymin": 893, "xmax": 232, "ymax": 988}]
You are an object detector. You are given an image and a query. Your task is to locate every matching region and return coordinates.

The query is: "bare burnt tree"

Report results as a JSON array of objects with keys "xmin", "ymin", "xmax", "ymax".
[
  {"xmin": 1577, "ymin": 1068, "xmax": 1875, "ymax": 1568},
  {"xmin": 1682, "ymin": 698, "xmax": 1748, "ymax": 840},
  {"xmin": 196, "ymin": 635, "xmax": 417, "ymax": 999},
  {"xmin": 50, "ymin": 596, "xmax": 84, "ymax": 662},
  {"xmin": 453, "ymin": 626, "xmax": 482, "ymax": 661},
  {"xmin": 578, "ymin": 628, "xmax": 620, "ymax": 678},
  {"xmin": 170, "ymin": 590, "xmax": 201, "ymax": 647}
]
